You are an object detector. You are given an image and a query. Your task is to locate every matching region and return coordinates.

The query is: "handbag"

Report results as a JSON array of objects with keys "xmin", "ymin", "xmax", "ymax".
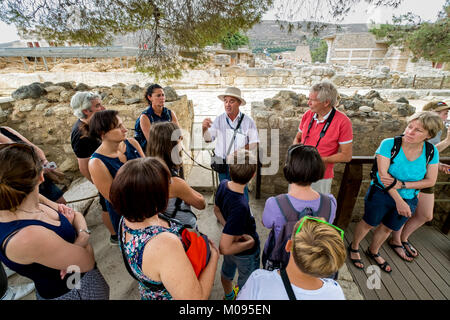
[{"xmin": 210, "ymin": 113, "xmax": 245, "ymax": 173}]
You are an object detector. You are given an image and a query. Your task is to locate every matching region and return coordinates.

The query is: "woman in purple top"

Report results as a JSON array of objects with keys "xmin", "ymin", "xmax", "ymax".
[{"xmin": 262, "ymin": 144, "xmax": 337, "ymax": 270}]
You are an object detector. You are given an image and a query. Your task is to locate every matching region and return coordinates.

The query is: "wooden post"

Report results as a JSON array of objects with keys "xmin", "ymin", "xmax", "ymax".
[
  {"xmin": 334, "ymin": 162, "xmax": 363, "ymax": 229},
  {"xmin": 256, "ymin": 145, "xmax": 261, "ymax": 199}
]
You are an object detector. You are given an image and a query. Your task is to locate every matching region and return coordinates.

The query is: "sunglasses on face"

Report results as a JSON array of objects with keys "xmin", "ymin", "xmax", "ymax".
[{"xmin": 295, "ymin": 216, "xmax": 345, "ymax": 240}]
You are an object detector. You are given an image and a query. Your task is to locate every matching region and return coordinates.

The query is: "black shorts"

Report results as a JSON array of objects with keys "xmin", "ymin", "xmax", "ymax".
[{"xmin": 98, "ymin": 193, "xmax": 108, "ymax": 212}]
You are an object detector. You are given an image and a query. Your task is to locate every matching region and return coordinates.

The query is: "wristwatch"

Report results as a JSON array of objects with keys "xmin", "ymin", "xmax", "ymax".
[
  {"xmin": 78, "ymin": 228, "xmax": 91, "ymax": 235},
  {"xmin": 400, "ymin": 181, "xmax": 406, "ymax": 189}
]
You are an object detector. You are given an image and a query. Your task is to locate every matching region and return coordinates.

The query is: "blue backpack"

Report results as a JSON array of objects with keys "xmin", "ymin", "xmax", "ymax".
[{"xmin": 262, "ymin": 193, "xmax": 331, "ymax": 271}]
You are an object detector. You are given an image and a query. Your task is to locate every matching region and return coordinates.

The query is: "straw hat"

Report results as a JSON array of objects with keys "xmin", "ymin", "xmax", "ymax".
[
  {"xmin": 422, "ymin": 101, "xmax": 449, "ymax": 112},
  {"xmin": 217, "ymin": 87, "xmax": 246, "ymax": 106}
]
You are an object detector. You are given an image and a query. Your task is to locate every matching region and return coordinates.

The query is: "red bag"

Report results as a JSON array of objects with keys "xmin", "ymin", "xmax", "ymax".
[{"xmin": 180, "ymin": 228, "xmax": 211, "ymax": 277}]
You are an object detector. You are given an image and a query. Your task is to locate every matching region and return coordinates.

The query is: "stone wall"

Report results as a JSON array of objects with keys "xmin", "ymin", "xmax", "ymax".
[
  {"xmin": 251, "ymin": 89, "xmax": 450, "ymax": 229},
  {"xmin": 1, "ymin": 64, "xmax": 449, "ymax": 93},
  {"xmin": 0, "ymin": 81, "xmax": 194, "ymax": 183}
]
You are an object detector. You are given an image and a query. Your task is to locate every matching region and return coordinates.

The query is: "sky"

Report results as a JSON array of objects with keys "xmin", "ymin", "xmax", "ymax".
[{"xmin": 0, "ymin": 0, "xmax": 447, "ymax": 44}]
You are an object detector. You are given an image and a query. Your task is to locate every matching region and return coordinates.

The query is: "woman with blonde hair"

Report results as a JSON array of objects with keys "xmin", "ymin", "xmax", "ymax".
[
  {"xmin": 237, "ymin": 216, "xmax": 346, "ymax": 300},
  {"xmin": 349, "ymin": 111, "xmax": 441, "ymax": 272},
  {"xmin": 390, "ymin": 102, "xmax": 450, "ymax": 260}
]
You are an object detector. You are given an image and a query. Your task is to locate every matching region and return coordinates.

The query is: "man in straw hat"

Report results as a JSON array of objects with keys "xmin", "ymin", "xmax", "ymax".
[{"xmin": 202, "ymin": 87, "xmax": 259, "ymax": 200}]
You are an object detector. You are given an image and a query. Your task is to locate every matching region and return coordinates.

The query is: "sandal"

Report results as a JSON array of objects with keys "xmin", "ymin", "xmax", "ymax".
[
  {"xmin": 402, "ymin": 241, "xmax": 419, "ymax": 258},
  {"xmin": 366, "ymin": 249, "xmax": 392, "ymax": 273},
  {"xmin": 348, "ymin": 243, "xmax": 364, "ymax": 270},
  {"xmin": 389, "ymin": 242, "xmax": 413, "ymax": 262}
]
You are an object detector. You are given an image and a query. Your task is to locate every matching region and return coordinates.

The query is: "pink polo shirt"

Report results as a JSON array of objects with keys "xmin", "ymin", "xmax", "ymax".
[{"xmin": 298, "ymin": 109, "xmax": 353, "ymax": 179}]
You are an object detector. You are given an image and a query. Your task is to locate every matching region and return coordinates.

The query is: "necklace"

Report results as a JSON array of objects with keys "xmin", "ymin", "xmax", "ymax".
[{"xmin": 15, "ymin": 206, "xmax": 44, "ymax": 215}]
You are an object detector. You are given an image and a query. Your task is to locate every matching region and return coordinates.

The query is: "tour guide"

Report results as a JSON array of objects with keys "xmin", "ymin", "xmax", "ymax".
[
  {"xmin": 293, "ymin": 81, "xmax": 353, "ymax": 194},
  {"xmin": 202, "ymin": 87, "xmax": 259, "ymax": 200}
]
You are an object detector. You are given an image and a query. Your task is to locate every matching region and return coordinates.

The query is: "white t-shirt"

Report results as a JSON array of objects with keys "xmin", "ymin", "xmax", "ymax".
[
  {"xmin": 236, "ymin": 269, "xmax": 345, "ymax": 300},
  {"xmin": 206, "ymin": 112, "xmax": 259, "ymax": 158}
]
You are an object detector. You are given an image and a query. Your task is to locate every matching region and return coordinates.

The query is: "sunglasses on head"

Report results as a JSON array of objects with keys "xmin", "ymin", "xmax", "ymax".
[
  {"xmin": 0, "ymin": 142, "xmax": 42, "ymax": 165},
  {"xmin": 295, "ymin": 216, "xmax": 345, "ymax": 240}
]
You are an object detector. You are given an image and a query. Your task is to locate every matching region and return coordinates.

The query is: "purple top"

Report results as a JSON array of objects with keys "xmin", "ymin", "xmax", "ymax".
[{"xmin": 262, "ymin": 193, "xmax": 337, "ymax": 250}]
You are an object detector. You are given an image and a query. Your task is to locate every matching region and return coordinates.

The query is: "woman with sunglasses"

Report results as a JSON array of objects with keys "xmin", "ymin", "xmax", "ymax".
[
  {"xmin": 389, "ymin": 102, "xmax": 450, "ymax": 260},
  {"xmin": 146, "ymin": 122, "xmax": 205, "ymax": 229},
  {"xmin": 262, "ymin": 144, "xmax": 337, "ymax": 270},
  {"xmin": 0, "ymin": 143, "xmax": 109, "ymax": 300},
  {"xmin": 88, "ymin": 110, "xmax": 145, "ymax": 234},
  {"xmin": 237, "ymin": 216, "xmax": 346, "ymax": 300},
  {"xmin": 349, "ymin": 111, "xmax": 441, "ymax": 272}
]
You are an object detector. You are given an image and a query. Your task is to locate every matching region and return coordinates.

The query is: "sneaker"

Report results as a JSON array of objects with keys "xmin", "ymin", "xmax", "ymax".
[
  {"xmin": 109, "ymin": 234, "xmax": 119, "ymax": 245},
  {"xmin": 1, "ymin": 283, "xmax": 35, "ymax": 300},
  {"xmin": 223, "ymin": 285, "xmax": 239, "ymax": 300}
]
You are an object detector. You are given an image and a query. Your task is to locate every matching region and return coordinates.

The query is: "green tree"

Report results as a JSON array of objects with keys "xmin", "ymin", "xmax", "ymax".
[
  {"xmin": 369, "ymin": 2, "xmax": 450, "ymax": 63},
  {"xmin": 310, "ymin": 39, "xmax": 328, "ymax": 63},
  {"xmin": 0, "ymin": 0, "xmax": 272, "ymax": 79},
  {"xmin": 220, "ymin": 32, "xmax": 249, "ymax": 50}
]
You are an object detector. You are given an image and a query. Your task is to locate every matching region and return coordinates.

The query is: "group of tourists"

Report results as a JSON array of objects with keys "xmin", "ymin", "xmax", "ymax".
[{"xmin": 0, "ymin": 80, "xmax": 448, "ymax": 300}]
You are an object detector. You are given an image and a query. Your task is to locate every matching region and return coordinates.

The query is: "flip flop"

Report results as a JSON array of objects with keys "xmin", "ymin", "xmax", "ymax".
[
  {"xmin": 348, "ymin": 243, "xmax": 364, "ymax": 270},
  {"xmin": 402, "ymin": 241, "xmax": 419, "ymax": 258},
  {"xmin": 389, "ymin": 242, "xmax": 413, "ymax": 262},
  {"xmin": 366, "ymin": 249, "xmax": 392, "ymax": 273}
]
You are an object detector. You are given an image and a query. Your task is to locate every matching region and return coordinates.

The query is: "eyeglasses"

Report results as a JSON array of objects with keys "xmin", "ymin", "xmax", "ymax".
[{"xmin": 295, "ymin": 216, "xmax": 345, "ymax": 240}]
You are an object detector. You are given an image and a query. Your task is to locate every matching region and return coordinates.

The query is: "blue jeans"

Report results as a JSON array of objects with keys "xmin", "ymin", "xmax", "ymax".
[
  {"xmin": 221, "ymin": 246, "xmax": 260, "ymax": 289},
  {"xmin": 218, "ymin": 166, "xmax": 249, "ymax": 202}
]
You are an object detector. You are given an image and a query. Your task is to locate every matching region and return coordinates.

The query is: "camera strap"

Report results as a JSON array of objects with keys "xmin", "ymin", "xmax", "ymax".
[{"xmin": 304, "ymin": 108, "xmax": 336, "ymax": 148}]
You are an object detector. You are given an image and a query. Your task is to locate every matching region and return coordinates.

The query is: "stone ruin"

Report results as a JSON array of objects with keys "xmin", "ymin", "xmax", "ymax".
[{"xmin": 0, "ymin": 81, "xmax": 195, "ymax": 184}]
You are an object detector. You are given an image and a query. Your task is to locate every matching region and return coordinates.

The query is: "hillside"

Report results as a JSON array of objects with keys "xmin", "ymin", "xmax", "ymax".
[{"xmin": 246, "ymin": 20, "xmax": 369, "ymax": 52}]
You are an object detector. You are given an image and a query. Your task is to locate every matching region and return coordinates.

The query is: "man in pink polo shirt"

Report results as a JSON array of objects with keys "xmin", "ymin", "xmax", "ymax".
[{"xmin": 293, "ymin": 81, "xmax": 353, "ymax": 194}]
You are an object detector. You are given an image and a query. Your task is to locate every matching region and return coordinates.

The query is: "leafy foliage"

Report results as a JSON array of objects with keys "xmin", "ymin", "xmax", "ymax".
[
  {"xmin": 220, "ymin": 32, "xmax": 250, "ymax": 50},
  {"xmin": 0, "ymin": 0, "xmax": 272, "ymax": 79},
  {"xmin": 309, "ymin": 39, "xmax": 328, "ymax": 63},
  {"xmin": 369, "ymin": 2, "xmax": 450, "ymax": 63}
]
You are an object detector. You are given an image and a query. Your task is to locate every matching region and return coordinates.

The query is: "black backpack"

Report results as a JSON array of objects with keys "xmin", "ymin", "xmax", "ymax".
[
  {"xmin": 369, "ymin": 135, "xmax": 434, "ymax": 195},
  {"xmin": 262, "ymin": 193, "xmax": 332, "ymax": 271}
]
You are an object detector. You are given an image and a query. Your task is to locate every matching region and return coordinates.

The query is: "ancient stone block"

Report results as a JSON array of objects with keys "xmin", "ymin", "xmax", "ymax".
[
  {"xmin": 214, "ymin": 54, "xmax": 231, "ymax": 66},
  {"xmin": 12, "ymin": 83, "xmax": 47, "ymax": 100}
]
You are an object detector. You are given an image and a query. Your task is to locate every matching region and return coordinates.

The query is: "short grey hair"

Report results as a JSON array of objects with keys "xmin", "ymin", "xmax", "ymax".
[
  {"xmin": 311, "ymin": 81, "xmax": 339, "ymax": 108},
  {"xmin": 70, "ymin": 91, "xmax": 102, "ymax": 119}
]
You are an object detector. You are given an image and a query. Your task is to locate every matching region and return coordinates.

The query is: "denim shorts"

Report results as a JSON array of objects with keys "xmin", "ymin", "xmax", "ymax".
[
  {"xmin": 363, "ymin": 186, "xmax": 418, "ymax": 231},
  {"xmin": 221, "ymin": 246, "xmax": 260, "ymax": 289}
]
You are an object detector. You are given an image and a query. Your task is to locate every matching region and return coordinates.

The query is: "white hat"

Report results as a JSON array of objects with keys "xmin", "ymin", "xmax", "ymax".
[{"xmin": 218, "ymin": 87, "xmax": 246, "ymax": 106}]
